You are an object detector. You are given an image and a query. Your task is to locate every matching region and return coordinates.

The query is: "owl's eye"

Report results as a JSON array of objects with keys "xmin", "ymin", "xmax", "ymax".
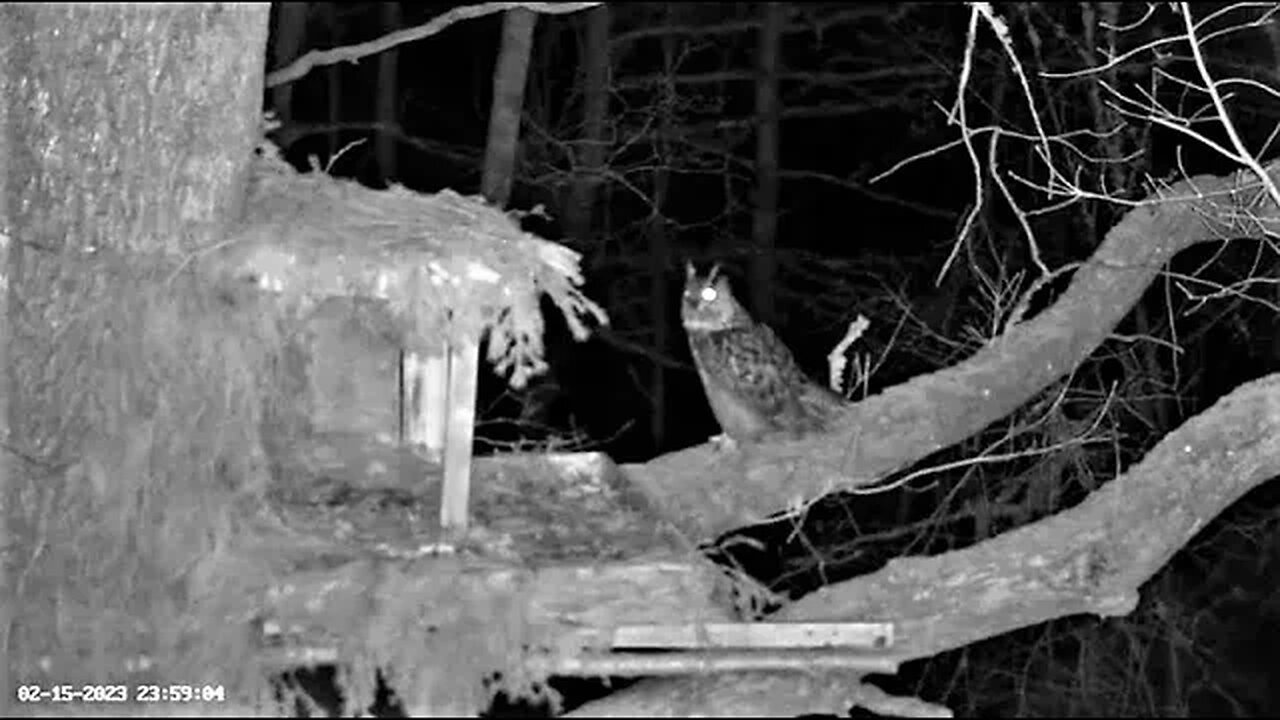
[{"xmin": 699, "ymin": 286, "xmax": 718, "ymax": 303}]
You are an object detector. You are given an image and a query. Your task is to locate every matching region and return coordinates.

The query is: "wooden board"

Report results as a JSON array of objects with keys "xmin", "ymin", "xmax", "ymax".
[
  {"xmin": 440, "ymin": 339, "xmax": 479, "ymax": 533},
  {"xmin": 611, "ymin": 621, "xmax": 893, "ymax": 650}
]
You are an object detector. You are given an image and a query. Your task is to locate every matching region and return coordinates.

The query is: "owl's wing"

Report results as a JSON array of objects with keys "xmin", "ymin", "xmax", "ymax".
[
  {"xmin": 712, "ymin": 324, "xmax": 829, "ymax": 429},
  {"xmin": 690, "ymin": 319, "xmax": 848, "ymax": 441},
  {"xmin": 752, "ymin": 324, "xmax": 852, "ymax": 430},
  {"xmin": 748, "ymin": 323, "xmax": 815, "ymax": 387}
]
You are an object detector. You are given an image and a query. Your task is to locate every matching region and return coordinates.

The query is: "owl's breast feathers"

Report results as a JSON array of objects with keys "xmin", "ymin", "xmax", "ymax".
[{"xmin": 686, "ymin": 321, "xmax": 845, "ymax": 441}]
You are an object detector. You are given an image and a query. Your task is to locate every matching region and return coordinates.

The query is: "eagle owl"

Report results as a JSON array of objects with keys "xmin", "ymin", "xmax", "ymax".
[{"xmin": 682, "ymin": 262, "xmax": 845, "ymax": 446}]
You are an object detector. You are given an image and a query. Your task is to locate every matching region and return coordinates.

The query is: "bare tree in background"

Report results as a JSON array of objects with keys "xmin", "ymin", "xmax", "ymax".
[
  {"xmin": 483, "ymin": 7, "xmax": 538, "ymax": 206},
  {"xmin": 750, "ymin": 1, "xmax": 784, "ymax": 324},
  {"xmin": 646, "ymin": 9, "xmax": 675, "ymax": 448},
  {"xmin": 322, "ymin": 2, "xmax": 344, "ymax": 160},
  {"xmin": 377, "ymin": 1, "xmax": 402, "ymax": 183},
  {"xmin": 566, "ymin": 5, "xmax": 610, "ymax": 244},
  {"xmin": 271, "ymin": 2, "xmax": 309, "ymax": 128}
]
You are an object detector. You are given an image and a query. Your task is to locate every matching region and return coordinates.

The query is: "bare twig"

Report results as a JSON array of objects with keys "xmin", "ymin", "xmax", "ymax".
[
  {"xmin": 1178, "ymin": 2, "xmax": 1280, "ymax": 208},
  {"xmin": 937, "ymin": 3, "xmax": 985, "ymax": 284}
]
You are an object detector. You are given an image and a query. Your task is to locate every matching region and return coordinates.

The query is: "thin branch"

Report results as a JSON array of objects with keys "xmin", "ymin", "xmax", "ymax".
[
  {"xmin": 270, "ymin": 121, "xmax": 482, "ymax": 168},
  {"xmin": 1189, "ymin": 1, "xmax": 1280, "ymax": 47},
  {"xmin": 935, "ymin": 4, "xmax": 987, "ymax": 286},
  {"xmin": 1178, "ymin": 2, "xmax": 1280, "ymax": 208},
  {"xmin": 265, "ymin": 2, "xmax": 601, "ymax": 89},
  {"xmin": 1101, "ymin": 3, "xmax": 1159, "ymax": 33},
  {"xmin": 986, "ymin": 128, "xmax": 1048, "ymax": 277},
  {"xmin": 974, "ymin": 3, "xmax": 1058, "ymax": 193}
]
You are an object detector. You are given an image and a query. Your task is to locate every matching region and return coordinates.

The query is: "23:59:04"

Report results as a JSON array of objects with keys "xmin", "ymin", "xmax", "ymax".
[{"xmin": 136, "ymin": 684, "xmax": 226, "ymax": 703}]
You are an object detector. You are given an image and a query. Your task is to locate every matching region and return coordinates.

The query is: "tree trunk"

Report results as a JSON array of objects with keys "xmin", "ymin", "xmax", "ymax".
[
  {"xmin": 750, "ymin": 2, "xmax": 784, "ymax": 324},
  {"xmin": 566, "ymin": 5, "xmax": 610, "ymax": 244},
  {"xmin": 270, "ymin": 2, "xmax": 309, "ymax": 128},
  {"xmin": 482, "ymin": 8, "xmax": 538, "ymax": 207},
  {"xmin": 322, "ymin": 2, "xmax": 342, "ymax": 161},
  {"xmin": 647, "ymin": 9, "xmax": 675, "ymax": 450},
  {"xmin": 0, "ymin": 3, "xmax": 268, "ymax": 706},
  {"xmin": 376, "ymin": 1, "xmax": 401, "ymax": 184},
  {"xmin": 0, "ymin": 14, "xmax": 15, "ymax": 707}
]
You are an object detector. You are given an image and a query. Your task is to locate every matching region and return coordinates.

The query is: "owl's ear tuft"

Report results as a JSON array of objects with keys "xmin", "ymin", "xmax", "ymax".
[
  {"xmin": 707, "ymin": 263, "xmax": 723, "ymax": 284},
  {"xmin": 685, "ymin": 261, "xmax": 696, "ymax": 280},
  {"xmin": 711, "ymin": 268, "xmax": 734, "ymax": 294}
]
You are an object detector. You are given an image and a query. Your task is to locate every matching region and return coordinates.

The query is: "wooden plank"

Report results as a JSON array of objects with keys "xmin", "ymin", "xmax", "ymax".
[
  {"xmin": 402, "ymin": 351, "xmax": 421, "ymax": 443},
  {"xmin": 611, "ymin": 622, "xmax": 894, "ymax": 650},
  {"xmin": 532, "ymin": 649, "xmax": 900, "ymax": 677},
  {"xmin": 439, "ymin": 338, "xmax": 479, "ymax": 533},
  {"xmin": 403, "ymin": 350, "xmax": 448, "ymax": 462},
  {"xmin": 399, "ymin": 349, "xmax": 410, "ymax": 443},
  {"xmin": 422, "ymin": 352, "xmax": 448, "ymax": 459}
]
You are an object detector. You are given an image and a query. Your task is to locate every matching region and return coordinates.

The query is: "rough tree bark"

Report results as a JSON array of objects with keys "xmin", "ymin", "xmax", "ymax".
[
  {"xmin": 0, "ymin": 12, "xmax": 13, "ymax": 707},
  {"xmin": 0, "ymin": 3, "xmax": 269, "ymax": 710}
]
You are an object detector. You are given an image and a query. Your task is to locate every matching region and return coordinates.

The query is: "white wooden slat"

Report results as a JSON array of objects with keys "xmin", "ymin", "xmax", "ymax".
[
  {"xmin": 611, "ymin": 622, "xmax": 894, "ymax": 650},
  {"xmin": 439, "ymin": 338, "xmax": 479, "ymax": 532},
  {"xmin": 403, "ymin": 351, "xmax": 449, "ymax": 459},
  {"xmin": 421, "ymin": 352, "xmax": 448, "ymax": 461}
]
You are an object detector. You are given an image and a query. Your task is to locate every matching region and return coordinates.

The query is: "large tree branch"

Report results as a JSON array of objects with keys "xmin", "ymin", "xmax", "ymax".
[
  {"xmin": 778, "ymin": 371, "xmax": 1280, "ymax": 651},
  {"xmin": 579, "ymin": 346, "xmax": 1280, "ymax": 717},
  {"xmin": 622, "ymin": 161, "xmax": 1280, "ymax": 541}
]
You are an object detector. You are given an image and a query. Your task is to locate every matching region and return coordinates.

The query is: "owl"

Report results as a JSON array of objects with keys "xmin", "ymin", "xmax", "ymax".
[{"xmin": 682, "ymin": 262, "xmax": 845, "ymax": 446}]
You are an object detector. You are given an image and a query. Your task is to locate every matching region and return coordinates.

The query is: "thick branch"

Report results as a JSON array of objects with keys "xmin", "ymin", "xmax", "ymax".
[
  {"xmin": 623, "ymin": 162, "xmax": 1280, "ymax": 540},
  {"xmin": 777, "ymin": 372, "xmax": 1280, "ymax": 659}
]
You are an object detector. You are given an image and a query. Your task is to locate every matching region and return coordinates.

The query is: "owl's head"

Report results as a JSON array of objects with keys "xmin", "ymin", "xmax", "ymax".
[{"xmin": 682, "ymin": 262, "xmax": 751, "ymax": 331}]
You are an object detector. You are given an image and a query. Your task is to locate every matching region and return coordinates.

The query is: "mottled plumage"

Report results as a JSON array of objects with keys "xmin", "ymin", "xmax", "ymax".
[{"xmin": 682, "ymin": 263, "xmax": 844, "ymax": 445}]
